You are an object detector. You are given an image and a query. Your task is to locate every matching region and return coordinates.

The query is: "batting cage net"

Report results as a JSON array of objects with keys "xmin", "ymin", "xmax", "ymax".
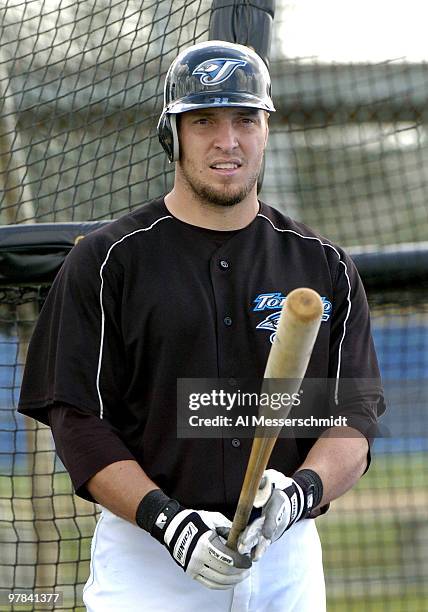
[{"xmin": 1, "ymin": 0, "xmax": 427, "ymax": 610}]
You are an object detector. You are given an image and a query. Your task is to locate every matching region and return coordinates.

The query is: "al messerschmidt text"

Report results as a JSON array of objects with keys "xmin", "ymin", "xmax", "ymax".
[{"xmin": 188, "ymin": 415, "xmax": 348, "ymax": 427}]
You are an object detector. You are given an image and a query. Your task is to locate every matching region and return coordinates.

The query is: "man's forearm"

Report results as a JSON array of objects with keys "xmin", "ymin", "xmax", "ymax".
[
  {"xmin": 298, "ymin": 426, "xmax": 369, "ymax": 508},
  {"xmin": 86, "ymin": 460, "xmax": 159, "ymax": 524}
]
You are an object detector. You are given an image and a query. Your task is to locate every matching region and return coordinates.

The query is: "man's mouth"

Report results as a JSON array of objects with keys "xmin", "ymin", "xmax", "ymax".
[
  {"xmin": 209, "ymin": 160, "xmax": 243, "ymax": 175},
  {"xmin": 210, "ymin": 162, "xmax": 241, "ymax": 169}
]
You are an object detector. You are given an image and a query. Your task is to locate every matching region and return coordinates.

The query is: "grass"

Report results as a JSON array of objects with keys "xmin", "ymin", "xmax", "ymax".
[{"xmin": 328, "ymin": 592, "xmax": 428, "ymax": 612}]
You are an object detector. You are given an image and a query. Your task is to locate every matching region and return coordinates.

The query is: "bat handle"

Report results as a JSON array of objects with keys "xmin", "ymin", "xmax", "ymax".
[
  {"xmin": 226, "ymin": 503, "xmax": 254, "ymax": 551},
  {"xmin": 226, "ymin": 436, "xmax": 276, "ymax": 551}
]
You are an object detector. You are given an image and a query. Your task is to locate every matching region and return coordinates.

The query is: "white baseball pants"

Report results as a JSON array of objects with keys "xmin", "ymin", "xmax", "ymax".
[{"xmin": 83, "ymin": 507, "xmax": 326, "ymax": 612}]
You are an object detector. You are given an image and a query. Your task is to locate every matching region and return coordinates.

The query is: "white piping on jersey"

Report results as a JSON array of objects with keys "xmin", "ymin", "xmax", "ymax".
[
  {"xmin": 257, "ymin": 213, "xmax": 352, "ymax": 404},
  {"xmin": 96, "ymin": 215, "xmax": 173, "ymax": 418}
]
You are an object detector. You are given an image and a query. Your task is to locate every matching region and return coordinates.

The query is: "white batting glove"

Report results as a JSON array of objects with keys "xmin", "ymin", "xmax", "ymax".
[
  {"xmin": 237, "ymin": 469, "xmax": 323, "ymax": 561},
  {"xmin": 136, "ymin": 491, "xmax": 251, "ymax": 590},
  {"xmin": 163, "ymin": 509, "xmax": 251, "ymax": 589}
]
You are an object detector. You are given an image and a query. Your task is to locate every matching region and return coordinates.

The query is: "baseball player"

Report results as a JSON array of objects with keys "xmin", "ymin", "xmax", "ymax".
[{"xmin": 18, "ymin": 41, "xmax": 384, "ymax": 611}]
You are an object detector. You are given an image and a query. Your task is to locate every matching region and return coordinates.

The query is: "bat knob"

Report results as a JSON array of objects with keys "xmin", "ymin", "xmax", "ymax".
[{"xmin": 286, "ymin": 288, "xmax": 324, "ymax": 323}]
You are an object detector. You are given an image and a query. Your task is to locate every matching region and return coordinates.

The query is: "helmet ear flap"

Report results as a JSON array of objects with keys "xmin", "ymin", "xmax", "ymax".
[{"xmin": 157, "ymin": 112, "xmax": 179, "ymax": 162}]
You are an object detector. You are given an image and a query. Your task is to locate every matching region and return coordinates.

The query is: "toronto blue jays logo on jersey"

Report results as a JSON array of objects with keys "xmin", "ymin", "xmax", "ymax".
[
  {"xmin": 192, "ymin": 58, "xmax": 247, "ymax": 86},
  {"xmin": 254, "ymin": 292, "xmax": 332, "ymax": 344},
  {"xmin": 256, "ymin": 311, "xmax": 282, "ymax": 345}
]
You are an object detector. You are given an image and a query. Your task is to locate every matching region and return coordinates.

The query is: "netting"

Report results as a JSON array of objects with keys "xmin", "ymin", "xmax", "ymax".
[
  {"xmin": 1, "ymin": 0, "xmax": 427, "ymax": 610},
  {"xmin": 1, "ymin": 279, "xmax": 427, "ymax": 610},
  {"xmin": 319, "ymin": 285, "xmax": 428, "ymax": 611},
  {"xmin": 0, "ymin": 289, "xmax": 97, "ymax": 610},
  {"xmin": 0, "ymin": 0, "xmax": 212, "ymax": 224},
  {"xmin": 2, "ymin": 0, "xmax": 428, "ymax": 248},
  {"xmin": 266, "ymin": 5, "xmax": 428, "ymax": 248}
]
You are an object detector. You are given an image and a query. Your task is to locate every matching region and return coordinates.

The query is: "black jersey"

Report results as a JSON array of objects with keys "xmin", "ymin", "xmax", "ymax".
[{"xmin": 18, "ymin": 198, "xmax": 384, "ymax": 513}]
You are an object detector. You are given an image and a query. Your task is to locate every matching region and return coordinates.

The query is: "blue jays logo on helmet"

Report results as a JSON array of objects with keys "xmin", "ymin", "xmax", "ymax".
[{"xmin": 192, "ymin": 58, "xmax": 247, "ymax": 86}]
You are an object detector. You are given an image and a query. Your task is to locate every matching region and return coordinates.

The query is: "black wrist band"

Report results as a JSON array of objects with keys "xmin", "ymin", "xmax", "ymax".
[
  {"xmin": 135, "ymin": 489, "xmax": 170, "ymax": 531},
  {"xmin": 293, "ymin": 469, "xmax": 323, "ymax": 517},
  {"xmin": 135, "ymin": 489, "xmax": 182, "ymax": 541}
]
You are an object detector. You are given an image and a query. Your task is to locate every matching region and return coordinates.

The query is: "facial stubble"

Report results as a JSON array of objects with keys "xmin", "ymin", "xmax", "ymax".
[{"xmin": 179, "ymin": 153, "xmax": 263, "ymax": 207}]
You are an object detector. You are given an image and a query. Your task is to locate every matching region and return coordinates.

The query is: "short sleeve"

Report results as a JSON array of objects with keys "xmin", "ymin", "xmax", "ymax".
[
  {"xmin": 328, "ymin": 249, "xmax": 386, "ymax": 438},
  {"xmin": 18, "ymin": 233, "xmax": 126, "ymax": 425}
]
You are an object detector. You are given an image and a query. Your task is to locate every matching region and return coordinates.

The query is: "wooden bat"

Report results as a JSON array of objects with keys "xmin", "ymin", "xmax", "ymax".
[{"xmin": 226, "ymin": 287, "xmax": 323, "ymax": 550}]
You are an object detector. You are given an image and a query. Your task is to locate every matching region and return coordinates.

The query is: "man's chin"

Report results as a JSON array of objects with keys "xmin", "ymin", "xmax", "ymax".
[
  {"xmin": 199, "ymin": 185, "xmax": 252, "ymax": 207},
  {"xmin": 205, "ymin": 195, "xmax": 246, "ymax": 207},
  {"xmin": 180, "ymin": 165, "xmax": 259, "ymax": 207}
]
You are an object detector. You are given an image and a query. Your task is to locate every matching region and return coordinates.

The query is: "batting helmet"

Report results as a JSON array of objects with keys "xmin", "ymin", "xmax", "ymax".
[{"xmin": 157, "ymin": 40, "xmax": 275, "ymax": 162}]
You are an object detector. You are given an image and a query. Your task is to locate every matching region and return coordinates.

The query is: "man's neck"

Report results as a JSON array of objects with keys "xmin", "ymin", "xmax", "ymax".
[{"xmin": 164, "ymin": 186, "xmax": 260, "ymax": 231}]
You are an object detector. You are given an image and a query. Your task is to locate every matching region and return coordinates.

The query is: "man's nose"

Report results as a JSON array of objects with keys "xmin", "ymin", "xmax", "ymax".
[{"xmin": 213, "ymin": 121, "xmax": 239, "ymax": 150}]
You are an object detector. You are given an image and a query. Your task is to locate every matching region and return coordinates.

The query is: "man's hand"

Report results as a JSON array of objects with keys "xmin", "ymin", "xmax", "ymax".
[
  {"xmin": 136, "ymin": 491, "xmax": 251, "ymax": 590},
  {"xmin": 163, "ymin": 508, "xmax": 251, "ymax": 589},
  {"xmin": 237, "ymin": 469, "xmax": 323, "ymax": 561}
]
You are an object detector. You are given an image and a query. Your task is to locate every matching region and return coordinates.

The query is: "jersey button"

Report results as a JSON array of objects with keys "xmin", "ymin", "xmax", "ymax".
[
  {"xmin": 223, "ymin": 316, "xmax": 233, "ymax": 326},
  {"xmin": 231, "ymin": 438, "xmax": 241, "ymax": 448},
  {"xmin": 220, "ymin": 259, "xmax": 230, "ymax": 270}
]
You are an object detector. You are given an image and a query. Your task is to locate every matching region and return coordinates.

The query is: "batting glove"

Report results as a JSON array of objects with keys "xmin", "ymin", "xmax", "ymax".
[
  {"xmin": 237, "ymin": 468, "xmax": 323, "ymax": 561},
  {"xmin": 136, "ymin": 490, "xmax": 251, "ymax": 590}
]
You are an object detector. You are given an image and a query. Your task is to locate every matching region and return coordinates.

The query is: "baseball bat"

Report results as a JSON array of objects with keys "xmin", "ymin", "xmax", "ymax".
[{"xmin": 226, "ymin": 287, "xmax": 323, "ymax": 550}]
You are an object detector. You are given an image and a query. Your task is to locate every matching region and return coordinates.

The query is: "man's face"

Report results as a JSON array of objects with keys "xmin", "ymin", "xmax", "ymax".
[{"xmin": 176, "ymin": 107, "xmax": 269, "ymax": 207}]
